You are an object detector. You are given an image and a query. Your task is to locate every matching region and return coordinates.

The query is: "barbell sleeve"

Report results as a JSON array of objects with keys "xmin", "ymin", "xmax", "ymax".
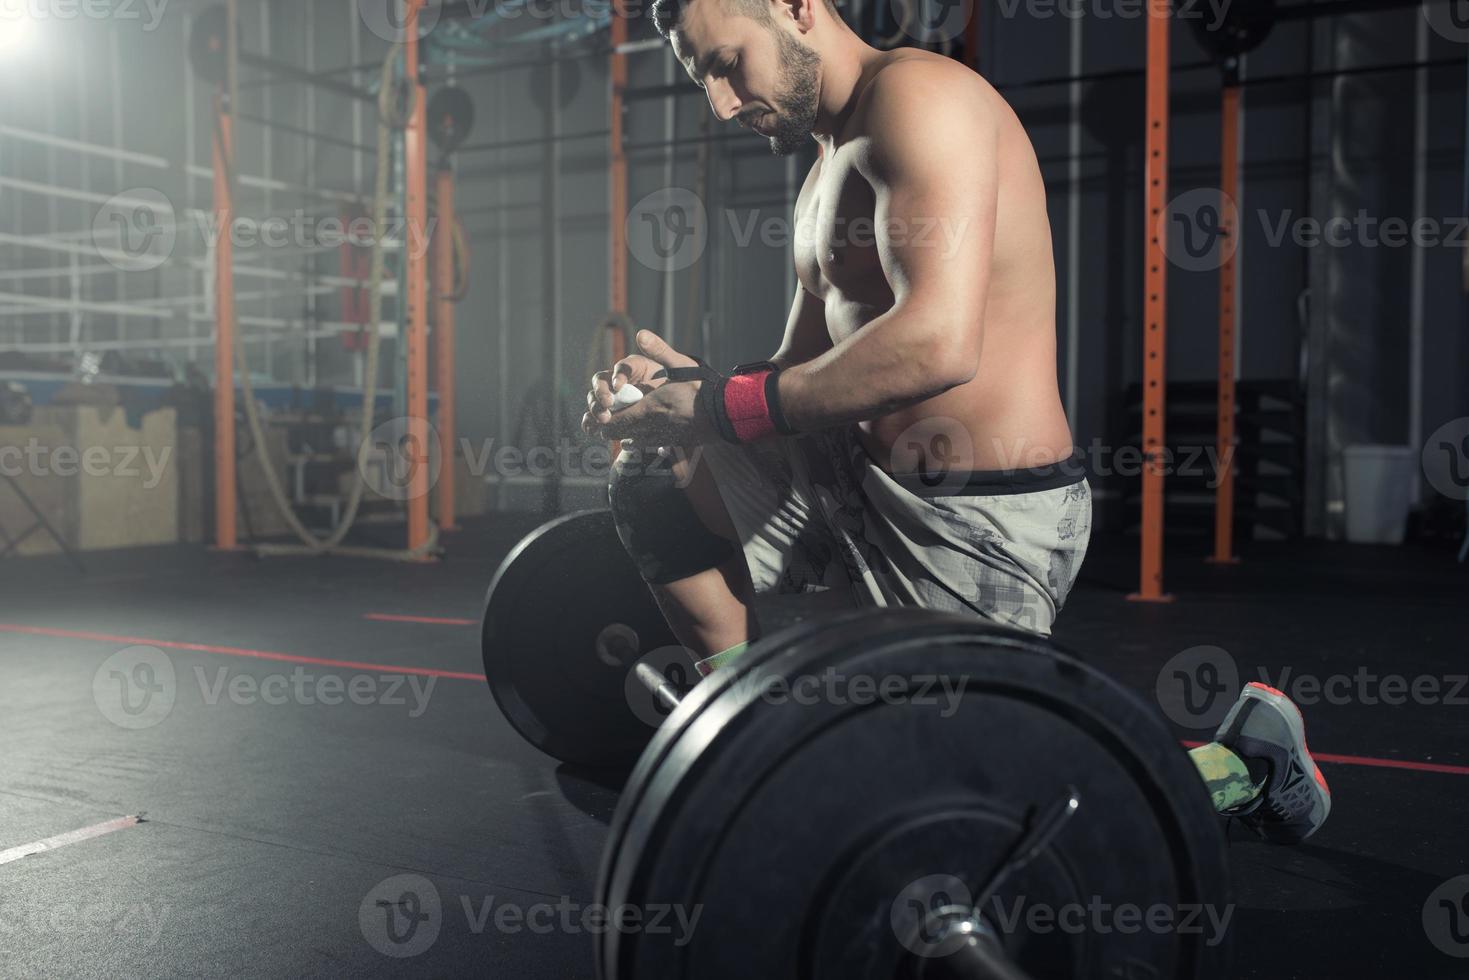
[
  {"xmin": 634, "ymin": 661, "xmax": 684, "ymax": 714},
  {"xmin": 912, "ymin": 913, "xmax": 1037, "ymax": 980}
]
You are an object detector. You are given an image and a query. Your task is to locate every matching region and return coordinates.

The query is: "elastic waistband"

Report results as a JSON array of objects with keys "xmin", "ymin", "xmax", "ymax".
[{"xmin": 886, "ymin": 452, "xmax": 1088, "ymax": 497}]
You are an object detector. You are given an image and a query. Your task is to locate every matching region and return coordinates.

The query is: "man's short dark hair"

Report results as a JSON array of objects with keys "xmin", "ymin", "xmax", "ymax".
[{"xmin": 651, "ymin": 0, "xmax": 839, "ymax": 39}]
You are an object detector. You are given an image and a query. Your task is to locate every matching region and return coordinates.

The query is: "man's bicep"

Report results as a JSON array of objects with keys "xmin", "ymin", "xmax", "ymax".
[
  {"xmin": 771, "ymin": 284, "xmax": 831, "ymax": 369},
  {"xmin": 865, "ymin": 71, "xmax": 999, "ymax": 329}
]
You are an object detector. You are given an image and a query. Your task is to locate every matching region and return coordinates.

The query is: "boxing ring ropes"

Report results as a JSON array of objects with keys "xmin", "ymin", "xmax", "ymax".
[{"xmin": 0, "ymin": 2, "xmax": 452, "ymax": 559}]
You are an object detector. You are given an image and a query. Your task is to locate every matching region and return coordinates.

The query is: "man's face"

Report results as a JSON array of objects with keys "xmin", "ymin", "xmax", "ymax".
[{"xmin": 671, "ymin": 0, "xmax": 820, "ymax": 156}]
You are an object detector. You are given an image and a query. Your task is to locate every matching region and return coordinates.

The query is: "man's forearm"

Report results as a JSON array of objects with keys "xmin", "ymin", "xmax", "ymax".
[{"xmin": 774, "ymin": 307, "xmax": 977, "ymax": 432}]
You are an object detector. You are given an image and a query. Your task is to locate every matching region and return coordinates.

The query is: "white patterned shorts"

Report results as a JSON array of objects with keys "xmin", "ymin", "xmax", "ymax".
[{"xmin": 700, "ymin": 426, "xmax": 1093, "ymax": 637}]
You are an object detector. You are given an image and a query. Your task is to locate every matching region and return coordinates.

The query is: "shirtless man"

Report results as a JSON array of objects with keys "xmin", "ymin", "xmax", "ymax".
[{"xmin": 583, "ymin": 0, "xmax": 1331, "ymax": 844}]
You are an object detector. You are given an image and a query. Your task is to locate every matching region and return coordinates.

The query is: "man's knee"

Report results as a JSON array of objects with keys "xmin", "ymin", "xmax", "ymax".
[{"xmin": 609, "ymin": 444, "xmax": 737, "ymax": 585}]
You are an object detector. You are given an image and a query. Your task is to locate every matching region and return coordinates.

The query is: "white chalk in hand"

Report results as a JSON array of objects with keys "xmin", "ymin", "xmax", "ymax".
[{"xmin": 612, "ymin": 384, "xmax": 644, "ymax": 410}]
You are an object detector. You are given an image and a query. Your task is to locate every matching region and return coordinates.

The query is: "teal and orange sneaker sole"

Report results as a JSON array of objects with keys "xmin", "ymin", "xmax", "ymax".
[{"xmin": 1215, "ymin": 681, "xmax": 1332, "ymax": 844}]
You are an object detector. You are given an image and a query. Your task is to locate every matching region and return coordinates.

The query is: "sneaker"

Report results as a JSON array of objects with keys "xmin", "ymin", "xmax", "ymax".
[{"xmin": 1214, "ymin": 682, "xmax": 1332, "ymax": 844}]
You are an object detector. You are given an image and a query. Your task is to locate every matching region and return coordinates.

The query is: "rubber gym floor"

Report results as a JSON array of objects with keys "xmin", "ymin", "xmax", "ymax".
[{"xmin": 1, "ymin": 518, "xmax": 1465, "ymax": 979}]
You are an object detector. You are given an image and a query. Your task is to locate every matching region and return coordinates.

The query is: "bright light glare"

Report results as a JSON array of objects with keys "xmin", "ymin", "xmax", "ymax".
[{"xmin": 0, "ymin": 7, "xmax": 39, "ymax": 57}]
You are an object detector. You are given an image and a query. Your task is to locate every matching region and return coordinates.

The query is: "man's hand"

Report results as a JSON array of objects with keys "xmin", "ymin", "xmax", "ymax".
[
  {"xmin": 582, "ymin": 353, "xmax": 661, "ymax": 435},
  {"xmin": 584, "ymin": 330, "xmax": 718, "ymax": 447}
]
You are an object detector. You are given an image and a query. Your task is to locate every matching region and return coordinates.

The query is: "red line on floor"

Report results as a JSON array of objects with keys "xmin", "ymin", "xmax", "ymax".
[
  {"xmin": 1181, "ymin": 740, "xmax": 1469, "ymax": 776},
  {"xmin": 0, "ymin": 624, "xmax": 487, "ymax": 682},
  {"xmin": 4, "ymin": 625, "xmax": 1463, "ymax": 774},
  {"xmin": 364, "ymin": 613, "xmax": 477, "ymax": 626},
  {"xmin": 1308, "ymin": 751, "xmax": 1469, "ymax": 776},
  {"xmin": 0, "ymin": 815, "xmax": 142, "ymax": 866}
]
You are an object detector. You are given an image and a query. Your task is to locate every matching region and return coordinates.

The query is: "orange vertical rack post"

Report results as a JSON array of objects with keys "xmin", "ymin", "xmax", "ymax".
[{"xmin": 1131, "ymin": 0, "xmax": 1174, "ymax": 603}]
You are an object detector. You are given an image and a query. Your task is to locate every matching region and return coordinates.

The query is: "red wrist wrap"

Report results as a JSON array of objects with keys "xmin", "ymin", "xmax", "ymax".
[{"xmin": 723, "ymin": 371, "xmax": 778, "ymax": 443}]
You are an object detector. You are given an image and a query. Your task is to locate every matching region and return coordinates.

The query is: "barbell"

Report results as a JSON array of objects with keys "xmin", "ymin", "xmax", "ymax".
[{"xmin": 481, "ymin": 511, "xmax": 1233, "ymax": 980}]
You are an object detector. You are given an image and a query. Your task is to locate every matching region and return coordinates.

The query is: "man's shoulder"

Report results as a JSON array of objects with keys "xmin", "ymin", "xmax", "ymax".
[
  {"xmin": 855, "ymin": 51, "xmax": 989, "ymax": 122},
  {"xmin": 845, "ymin": 53, "xmax": 996, "ymax": 173}
]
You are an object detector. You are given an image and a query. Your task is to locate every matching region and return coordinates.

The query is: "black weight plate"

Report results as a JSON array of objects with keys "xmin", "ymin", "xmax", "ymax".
[
  {"xmin": 597, "ymin": 609, "xmax": 1232, "ymax": 980},
  {"xmin": 1191, "ymin": 0, "xmax": 1276, "ymax": 60},
  {"xmin": 594, "ymin": 611, "xmax": 849, "ymax": 905},
  {"xmin": 482, "ymin": 510, "xmax": 686, "ymax": 769},
  {"xmin": 427, "ymin": 86, "xmax": 475, "ymax": 154}
]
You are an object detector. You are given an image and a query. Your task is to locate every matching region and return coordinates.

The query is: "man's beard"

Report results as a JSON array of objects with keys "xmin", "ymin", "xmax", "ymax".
[{"xmin": 759, "ymin": 28, "xmax": 820, "ymax": 156}]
